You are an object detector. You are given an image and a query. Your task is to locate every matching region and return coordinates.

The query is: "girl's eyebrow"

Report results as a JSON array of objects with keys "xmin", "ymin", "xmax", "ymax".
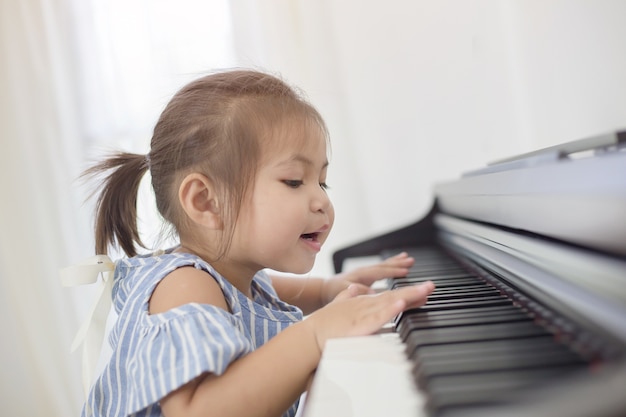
[{"xmin": 278, "ymin": 154, "xmax": 329, "ymax": 168}]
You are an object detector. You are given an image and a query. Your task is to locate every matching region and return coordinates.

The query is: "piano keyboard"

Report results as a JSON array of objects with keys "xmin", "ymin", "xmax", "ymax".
[
  {"xmin": 391, "ymin": 246, "xmax": 600, "ymax": 416},
  {"xmin": 304, "ymin": 245, "xmax": 611, "ymax": 417}
]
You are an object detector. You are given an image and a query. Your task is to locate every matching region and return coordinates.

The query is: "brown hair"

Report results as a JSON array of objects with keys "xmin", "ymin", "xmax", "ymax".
[{"xmin": 84, "ymin": 69, "xmax": 329, "ymax": 257}]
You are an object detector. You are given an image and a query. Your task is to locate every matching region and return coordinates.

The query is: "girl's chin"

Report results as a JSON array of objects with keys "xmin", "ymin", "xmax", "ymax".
[{"xmin": 272, "ymin": 260, "xmax": 316, "ymax": 275}]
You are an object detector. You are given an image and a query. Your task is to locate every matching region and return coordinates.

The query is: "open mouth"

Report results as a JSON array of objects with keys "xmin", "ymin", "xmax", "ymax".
[{"xmin": 300, "ymin": 232, "xmax": 319, "ymax": 241}]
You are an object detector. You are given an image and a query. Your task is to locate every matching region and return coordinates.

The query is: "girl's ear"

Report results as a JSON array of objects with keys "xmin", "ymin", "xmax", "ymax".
[{"xmin": 178, "ymin": 173, "xmax": 221, "ymax": 229}]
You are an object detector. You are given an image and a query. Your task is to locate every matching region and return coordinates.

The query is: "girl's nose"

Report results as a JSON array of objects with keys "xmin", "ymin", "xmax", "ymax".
[{"xmin": 311, "ymin": 186, "xmax": 331, "ymax": 213}]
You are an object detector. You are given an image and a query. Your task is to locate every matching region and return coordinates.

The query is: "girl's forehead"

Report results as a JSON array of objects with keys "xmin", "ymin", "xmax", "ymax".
[{"xmin": 261, "ymin": 119, "xmax": 329, "ymax": 160}]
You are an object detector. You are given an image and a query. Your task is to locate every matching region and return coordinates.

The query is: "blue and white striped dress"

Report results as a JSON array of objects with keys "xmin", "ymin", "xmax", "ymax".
[{"xmin": 82, "ymin": 250, "xmax": 303, "ymax": 417}]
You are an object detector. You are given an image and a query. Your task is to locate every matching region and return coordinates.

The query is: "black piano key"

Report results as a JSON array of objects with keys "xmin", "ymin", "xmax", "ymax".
[
  {"xmin": 405, "ymin": 310, "xmax": 531, "ymax": 331},
  {"xmin": 402, "ymin": 313, "xmax": 533, "ymax": 346},
  {"xmin": 413, "ymin": 337, "xmax": 580, "ymax": 386},
  {"xmin": 406, "ymin": 304, "xmax": 522, "ymax": 320},
  {"xmin": 393, "ymin": 273, "xmax": 476, "ymax": 283},
  {"xmin": 393, "ymin": 278, "xmax": 480, "ymax": 289},
  {"xmin": 428, "ymin": 286, "xmax": 499, "ymax": 295},
  {"xmin": 393, "ymin": 279, "xmax": 484, "ymax": 289},
  {"xmin": 427, "ymin": 365, "xmax": 585, "ymax": 395},
  {"xmin": 404, "ymin": 321, "xmax": 550, "ymax": 357},
  {"xmin": 400, "ymin": 311, "xmax": 526, "ymax": 333},
  {"xmin": 399, "ymin": 304, "xmax": 521, "ymax": 322},
  {"xmin": 425, "ymin": 366, "xmax": 588, "ymax": 415},
  {"xmin": 426, "ymin": 288, "xmax": 501, "ymax": 301},
  {"xmin": 396, "ymin": 305, "xmax": 522, "ymax": 339},
  {"xmin": 414, "ymin": 335, "xmax": 560, "ymax": 362},
  {"xmin": 417, "ymin": 294, "xmax": 511, "ymax": 309},
  {"xmin": 415, "ymin": 346, "xmax": 586, "ymax": 387},
  {"xmin": 396, "ymin": 297, "xmax": 514, "ymax": 327}
]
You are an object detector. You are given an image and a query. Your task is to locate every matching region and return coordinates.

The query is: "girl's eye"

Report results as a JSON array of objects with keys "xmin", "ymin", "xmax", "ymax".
[
  {"xmin": 320, "ymin": 182, "xmax": 330, "ymax": 190},
  {"xmin": 283, "ymin": 180, "xmax": 303, "ymax": 188}
]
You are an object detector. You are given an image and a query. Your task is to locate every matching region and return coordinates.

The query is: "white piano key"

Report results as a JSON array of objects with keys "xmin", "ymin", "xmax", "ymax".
[{"xmin": 302, "ymin": 332, "xmax": 426, "ymax": 417}]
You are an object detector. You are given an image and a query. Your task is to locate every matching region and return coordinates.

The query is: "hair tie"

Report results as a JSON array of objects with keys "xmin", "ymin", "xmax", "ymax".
[{"xmin": 144, "ymin": 154, "xmax": 151, "ymax": 170}]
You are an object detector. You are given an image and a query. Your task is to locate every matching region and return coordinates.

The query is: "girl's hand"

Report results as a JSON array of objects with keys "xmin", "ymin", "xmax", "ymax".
[
  {"xmin": 321, "ymin": 252, "xmax": 415, "ymax": 304},
  {"xmin": 305, "ymin": 281, "xmax": 435, "ymax": 352}
]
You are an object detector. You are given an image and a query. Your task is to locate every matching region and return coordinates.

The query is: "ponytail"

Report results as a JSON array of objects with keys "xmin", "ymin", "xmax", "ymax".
[{"xmin": 83, "ymin": 152, "xmax": 149, "ymax": 257}]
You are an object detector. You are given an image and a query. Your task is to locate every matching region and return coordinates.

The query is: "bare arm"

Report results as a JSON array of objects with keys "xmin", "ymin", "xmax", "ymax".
[
  {"xmin": 150, "ymin": 264, "xmax": 434, "ymax": 417},
  {"xmin": 269, "ymin": 275, "xmax": 325, "ymax": 315},
  {"xmin": 160, "ymin": 319, "xmax": 320, "ymax": 417}
]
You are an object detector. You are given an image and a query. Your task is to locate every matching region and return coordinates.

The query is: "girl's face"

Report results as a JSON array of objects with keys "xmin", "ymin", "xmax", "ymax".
[{"xmin": 227, "ymin": 127, "xmax": 334, "ymax": 277}]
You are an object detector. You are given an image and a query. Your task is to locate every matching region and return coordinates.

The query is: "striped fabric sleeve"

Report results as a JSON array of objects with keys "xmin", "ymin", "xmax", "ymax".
[{"xmin": 125, "ymin": 303, "xmax": 252, "ymax": 414}]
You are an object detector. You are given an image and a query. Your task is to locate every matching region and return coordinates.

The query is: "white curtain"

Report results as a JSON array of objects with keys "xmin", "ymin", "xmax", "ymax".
[
  {"xmin": 0, "ymin": 1, "xmax": 88, "ymax": 415},
  {"xmin": 2, "ymin": 1, "xmax": 626, "ymax": 416},
  {"xmin": 0, "ymin": 0, "xmax": 235, "ymax": 415}
]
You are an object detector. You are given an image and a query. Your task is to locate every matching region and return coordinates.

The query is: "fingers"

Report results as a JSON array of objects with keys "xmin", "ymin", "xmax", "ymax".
[
  {"xmin": 367, "ymin": 281, "xmax": 435, "ymax": 325},
  {"xmin": 384, "ymin": 251, "xmax": 415, "ymax": 266},
  {"xmin": 332, "ymin": 283, "xmax": 374, "ymax": 301},
  {"xmin": 380, "ymin": 252, "xmax": 415, "ymax": 271},
  {"xmin": 351, "ymin": 281, "xmax": 435, "ymax": 333},
  {"xmin": 358, "ymin": 252, "xmax": 415, "ymax": 283},
  {"xmin": 306, "ymin": 280, "xmax": 436, "ymax": 350},
  {"xmin": 381, "ymin": 253, "xmax": 414, "ymax": 275},
  {"xmin": 391, "ymin": 280, "xmax": 435, "ymax": 309}
]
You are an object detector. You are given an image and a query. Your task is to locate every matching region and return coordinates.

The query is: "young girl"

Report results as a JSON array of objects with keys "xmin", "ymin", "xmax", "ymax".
[{"xmin": 72, "ymin": 69, "xmax": 434, "ymax": 417}]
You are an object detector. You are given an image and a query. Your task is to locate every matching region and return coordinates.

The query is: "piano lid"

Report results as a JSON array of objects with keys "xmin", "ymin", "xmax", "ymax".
[{"xmin": 434, "ymin": 130, "xmax": 626, "ymax": 257}]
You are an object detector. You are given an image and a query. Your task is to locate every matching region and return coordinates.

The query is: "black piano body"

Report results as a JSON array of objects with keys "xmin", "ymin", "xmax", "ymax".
[{"xmin": 328, "ymin": 130, "xmax": 626, "ymax": 417}]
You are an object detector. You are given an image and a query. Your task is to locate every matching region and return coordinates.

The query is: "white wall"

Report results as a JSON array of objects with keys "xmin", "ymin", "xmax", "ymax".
[{"xmin": 231, "ymin": 0, "xmax": 626, "ymax": 276}]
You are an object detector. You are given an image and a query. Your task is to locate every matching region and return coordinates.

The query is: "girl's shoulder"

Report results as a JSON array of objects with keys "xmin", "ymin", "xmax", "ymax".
[
  {"xmin": 116, "ymin": 249, "xmax": 204, "ymax": 284},
  {"xmin": 112, "ymin": 249, "xmax": 238, "ymax": 309},
  {"xmin": 117, "ymin": 249, "xmax": 205, "ymax": 273}
]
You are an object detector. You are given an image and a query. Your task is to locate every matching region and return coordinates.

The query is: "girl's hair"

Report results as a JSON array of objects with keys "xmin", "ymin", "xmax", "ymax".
[{"xmin": 84, "ymin": 69, "xmax": 329, "ymax": 257}]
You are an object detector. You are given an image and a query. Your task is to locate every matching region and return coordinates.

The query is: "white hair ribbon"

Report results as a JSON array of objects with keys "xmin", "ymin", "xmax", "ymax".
[{"xmin": 60, "ymin": 255, "xmax": 115, "ymax": 398}]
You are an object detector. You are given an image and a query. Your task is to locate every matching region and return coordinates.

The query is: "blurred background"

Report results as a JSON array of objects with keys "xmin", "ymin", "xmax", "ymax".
[{"xmin": 1, "ymin": 0, "xmax": 625, "ymax": 415}]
